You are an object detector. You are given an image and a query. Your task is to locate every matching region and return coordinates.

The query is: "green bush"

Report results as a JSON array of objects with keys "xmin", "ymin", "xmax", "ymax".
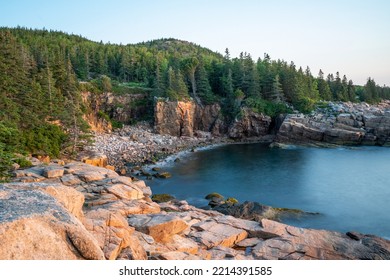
[
  {"xmin": 245, "ymin": 97, "xmax": 292, "ymax": 117},
  {"xmin": 0, "ymin": 144, "xmax": 12, "ymax": 182},
  {"xmin": 22, "ymin": 124, "xmax": 66, "ymax": 157},
  {"xmin": 111, "ymin": 120, "xmax": 123, "ymax": 129},
  {"xmin": 292, "ymin": 95, "xmax": 316, "ymax": 113},
  {"xmin": 0, "ymin": 121, "xmax": 22, "ymax": 152},
  {"xmin": 13, "ymin": 157, "xmax": 32, "ymax": 168},
  {"xmin": 97, "ymin": 111, "xmax": 110, "ymax": 122}
]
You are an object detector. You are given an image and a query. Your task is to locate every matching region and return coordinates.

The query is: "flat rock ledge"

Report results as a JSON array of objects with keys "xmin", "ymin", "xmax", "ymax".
[
  {"xmin": 275, "ymin": 101, "xmax": 390, "ymax": 146},
  {"xmin": 1, "ymin": 161, "xmax": 390, "ymax": 260}
]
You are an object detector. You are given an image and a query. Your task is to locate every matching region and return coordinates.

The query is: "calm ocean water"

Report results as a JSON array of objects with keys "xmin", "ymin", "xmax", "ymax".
[{"xmin": 147, "ymin": 143, "xmax": 390, "ymax": 239}]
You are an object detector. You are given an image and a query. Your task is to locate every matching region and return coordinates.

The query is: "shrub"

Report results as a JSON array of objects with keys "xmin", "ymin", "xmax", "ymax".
[
  {"xmin": 0, "ymin": 144, "xmax": 12, "ymax": 182},
  {"xmin": 13, "ymin": 157, "xmax": 32, "ymax": 168},
  {"xmin": 245, "ymin": 97, "xmax": 292, "ymax": 117}
]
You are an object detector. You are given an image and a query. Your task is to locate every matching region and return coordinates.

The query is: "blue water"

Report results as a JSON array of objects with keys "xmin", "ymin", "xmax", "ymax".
[{"xmin": 147, "ymin": 144, "xmax": 390, "ymax": 239}]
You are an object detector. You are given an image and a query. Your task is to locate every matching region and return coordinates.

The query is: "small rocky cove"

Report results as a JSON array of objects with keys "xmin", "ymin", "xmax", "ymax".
[{"xmin": 2, "ymin": 99, "xmax": 390, "ymax": 260}]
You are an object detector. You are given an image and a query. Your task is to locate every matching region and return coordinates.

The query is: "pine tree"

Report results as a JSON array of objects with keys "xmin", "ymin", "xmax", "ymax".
[
  {"xmin": 181, "ymin": 57, "xmax": 201, "ymax": 104},
  {"xmin": 347, "ymin": 80, "xmax": 356, "ymax": 102},
  {"xmin": 270, "ymin": 74, "xmax": 285, "ymax": 102},
  {"xmin": 195, "ymin": 62, "xmax": 213, "ymax": 104},
  {"xmin": 317, "ymin": 69, "xmax": 332, "ymax": 101},
  {"xmin": 165, "ymin": 67, "xmax": 189, "ymax": 101}
]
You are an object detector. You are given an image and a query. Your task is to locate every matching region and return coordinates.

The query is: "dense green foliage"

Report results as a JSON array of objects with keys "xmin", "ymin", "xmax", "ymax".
[
  {"xmin": 0, "ymin": 27, "xmax": 91, "ymax": 175},
  {"xmin": 1, "ymin": 27, "xmax": 390, "ymax": 177}
]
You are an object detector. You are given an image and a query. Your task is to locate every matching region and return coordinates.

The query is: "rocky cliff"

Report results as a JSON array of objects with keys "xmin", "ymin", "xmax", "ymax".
[
  {"xmin": 82, "ymin": 91, "xmax": 151, "ymax": 133},
  {"xmin": 154, "ymin": 100, "xmax": 225, "ymax": 137},
  {"xmin": 228, "ymin": 108, "xmax": 272, "ymax": 139},
  {"xmin": 2, "ymin": 159, "xmax": 389, "ymax": 260},
  {"xmin": 81, "ymin": 92, "xmax": 112, "ymax": 133},
  {"xmin": 154, "ymin": 100, "xmax": 271, "ymax": 140},
  {"xmin": 275, "ymin": 101, "xmax": 390, "ymax": 146}
]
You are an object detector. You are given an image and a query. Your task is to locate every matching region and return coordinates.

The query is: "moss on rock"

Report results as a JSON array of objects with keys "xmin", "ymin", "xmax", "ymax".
[{"xmin": 151, "ymin": 194, "xmax": 175, "ymax": 203}]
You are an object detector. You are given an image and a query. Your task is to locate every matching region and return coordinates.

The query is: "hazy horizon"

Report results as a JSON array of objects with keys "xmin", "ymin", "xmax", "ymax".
[{"xmin": 1, "ymin": 0, "xmax": 389, "ymax": 86}]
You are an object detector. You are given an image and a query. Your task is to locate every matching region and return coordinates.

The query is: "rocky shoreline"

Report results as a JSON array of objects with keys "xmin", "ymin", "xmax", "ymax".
[
  {"xmin": 3, "ymin": 100, "xmax": 390, "ymax": 260},
  {"xmin": 87, "ymin": 100, "xmax": 390, "ymax": 175},
  {"xmin": 85, "ymin": 121, "xmax": 274, "ymax": 172},
  {"xmin": 2, "ymin": 159, "xmax": 390, "ymax": 260},
  {"xmin": 275, "ymin": 100, "xmax": 390, "ymax": 146}
]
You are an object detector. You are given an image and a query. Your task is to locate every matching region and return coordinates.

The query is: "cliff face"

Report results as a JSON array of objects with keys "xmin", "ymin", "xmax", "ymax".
[
  {"xmin": 275, "ymin": 101, "xmax": 390, "ymax": 146},
  {"xmin": 100, "ymin": 92, "xmax": 150, "ymax": 124},
  {"xmin": 2, "ymin": 159, "xmax": 390, "ymax": 260},
  {"xmin": 82, "ymin": 92, "xmax": 151, "ymax": 133},
  {"xmin": 154, "ymin": 101, "xmax": 272, "ymax": 139},
  {"xmin": 154, "ymin": 101, "xmax": 223, "ymax": 137},
  {"xmin": 228, "ymin": 108, "xmax": 272, "ymax": 139},
  {"xmin": 81, "ymin": 92, "xmax": 112, "ymax": 133}
]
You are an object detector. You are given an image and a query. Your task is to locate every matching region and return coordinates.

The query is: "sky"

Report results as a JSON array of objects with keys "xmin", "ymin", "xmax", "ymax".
[{"xmin": 1, "ymin": 0, "xmax": 389, "ymax": 86}]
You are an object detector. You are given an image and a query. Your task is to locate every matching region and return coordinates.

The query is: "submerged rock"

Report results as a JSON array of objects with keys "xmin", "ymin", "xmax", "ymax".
[
  {"xmin": 154, "ymin": 172, "xmax": 172, "ymax": 179},
  {"xmin": 213, "ymin": 201, "xmax": 311, "ymax": 222}
]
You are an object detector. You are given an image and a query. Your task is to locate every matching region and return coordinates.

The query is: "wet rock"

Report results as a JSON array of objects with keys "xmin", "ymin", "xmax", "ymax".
[
  {"xmin": 154, "ymin": 172, "xmax": 172, "ymax": 179},
  {"xmin": 151, "ymin": 194, "xmax": 175, "ymax": 203},
  {"xmin": 213, "ymin": 201, "xmax": 272, "ymax": 222}
]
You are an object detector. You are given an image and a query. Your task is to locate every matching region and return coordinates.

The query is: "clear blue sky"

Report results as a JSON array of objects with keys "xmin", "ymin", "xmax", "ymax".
[{"xmin": 1, "ymin": 0, "xmax": 389, "ymax": 86}]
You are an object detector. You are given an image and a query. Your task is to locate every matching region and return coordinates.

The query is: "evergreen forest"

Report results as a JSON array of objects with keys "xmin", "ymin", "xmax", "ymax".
[{"xmin": 1, "ymin": 27, "xmax": 389, "ymax": 178}]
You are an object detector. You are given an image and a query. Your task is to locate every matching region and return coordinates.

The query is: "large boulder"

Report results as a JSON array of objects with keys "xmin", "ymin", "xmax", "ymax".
[
  {"xmin": 4, "ymin": 182, "xmax": 85, "ymax": 220},
  {"xmin": 252, "ymin": 219, "xmax": 390, "ymax": 260},
  {"xmin": 128, "ymin": 214, "xmax": 189, "ymax": 243},
  {"xmin": 83, "ymin": 209, "xmax": 146, "ymax": 260},
  {"xmin": 0, "ymin": 185, "xmax": 104, "ymax": 260}
]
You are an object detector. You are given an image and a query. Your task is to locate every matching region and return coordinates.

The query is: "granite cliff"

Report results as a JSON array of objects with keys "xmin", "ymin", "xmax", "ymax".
[
  {"xmin": 275, "ymin": 101, "xmax": 390, "ymax": 146},
  {"xmin": 154, "ymin": 100, "xmax": 271, "ymax": 140}
]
